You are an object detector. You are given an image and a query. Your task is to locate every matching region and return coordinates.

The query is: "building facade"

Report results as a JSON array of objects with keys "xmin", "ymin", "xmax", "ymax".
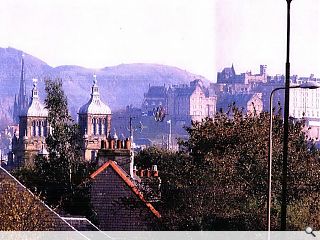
[
  {"xmin": 167, "ymin": 79, "xmax": 217, "ymax": 124},
  {"xmin": 142, "ymin": 85, "xmax": 168, "ymax": 116},
  {"xmin": 290, "ymin": 81, "xmax": 320, "ymax": 119}
]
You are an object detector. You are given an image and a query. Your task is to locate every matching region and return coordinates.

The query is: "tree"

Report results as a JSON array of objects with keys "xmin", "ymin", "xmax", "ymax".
[
  {"xmin": 14, "ymin": 78, "xmax": 96, "ymax": 217},
  {"xmin": 136, "ymin": 105, "xmax": 320, "ymax": 230}
]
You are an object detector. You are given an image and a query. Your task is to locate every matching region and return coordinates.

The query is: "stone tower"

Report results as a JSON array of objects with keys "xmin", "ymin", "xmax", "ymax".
[
  {"xmin": 12, "ymin": 79, "xmax": 49, "ymax": 167},
  {"xmin": 78, "ymin": 75, "xmax": 112, "ymax": 161}
]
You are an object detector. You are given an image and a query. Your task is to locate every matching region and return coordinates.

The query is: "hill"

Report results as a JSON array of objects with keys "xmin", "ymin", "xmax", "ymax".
[{"xmin": 0, "ymin": 47, "xmax": 211, "ymax": 124}]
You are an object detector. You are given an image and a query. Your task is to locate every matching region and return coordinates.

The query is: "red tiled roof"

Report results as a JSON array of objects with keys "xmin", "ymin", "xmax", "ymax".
[{"xmin": 90, "ymin": 161, "xmax": 161, "ymax": 218}]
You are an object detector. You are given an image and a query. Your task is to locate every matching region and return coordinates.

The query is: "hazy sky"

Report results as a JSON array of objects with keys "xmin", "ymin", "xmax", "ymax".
[{"xmin": 0, "ymin": 0, "xmax": 319, "ymax": 81}]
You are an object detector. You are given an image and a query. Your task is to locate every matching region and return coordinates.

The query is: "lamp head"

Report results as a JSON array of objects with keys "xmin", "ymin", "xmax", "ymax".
[{"xmin": 299, "ymin": 82, "xmax": 320, "ymax": 89}]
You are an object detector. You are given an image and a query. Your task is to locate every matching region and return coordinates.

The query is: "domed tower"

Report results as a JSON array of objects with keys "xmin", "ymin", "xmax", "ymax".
[
  {"xmin": 78, "ymin": 74, "xmax": 112, "ymax": 161},
  {"xmin": 13, "ymin": 78, "xmax": 49, "ymax": 167}
]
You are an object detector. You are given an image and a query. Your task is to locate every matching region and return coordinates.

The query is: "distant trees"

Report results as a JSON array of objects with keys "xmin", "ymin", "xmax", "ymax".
[
  {"xmin": 136, "ymin": 106, "xmax": 320, "ymax": 230},
  {"xmin": 14, "ymin": 78, "xmax": 96, "ymax": 218}
]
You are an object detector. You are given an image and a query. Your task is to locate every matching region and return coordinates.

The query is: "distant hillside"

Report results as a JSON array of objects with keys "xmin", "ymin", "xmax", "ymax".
[{"xmin": 0, "ymin": 47, "xmax": 211, "ymax": 125}]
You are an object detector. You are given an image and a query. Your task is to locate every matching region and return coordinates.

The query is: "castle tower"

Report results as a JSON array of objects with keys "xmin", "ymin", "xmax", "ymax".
[
  {"xmin": 12, "ymin": 78, "xmax": 49, "ymax": 167},
  {"xmin": 78, "ymin": 74, "xmax": 112, "ymax": 161},
  {"xmin": 260, "ymin": 65, "xmax": 267, "ymax": 76},
  {"xmin": 13, "ymin": 54, "xmax": 29, "ymax": 123}
]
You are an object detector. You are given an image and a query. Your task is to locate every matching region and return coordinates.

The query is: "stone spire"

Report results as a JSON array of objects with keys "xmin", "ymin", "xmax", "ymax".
[
  {"xmin": 18, "ymin": 54, "xmax": 28, "ymax": 111},
  {"xmin": 13, "ymin": 54, "xmax": 28, "ymax": 123}
]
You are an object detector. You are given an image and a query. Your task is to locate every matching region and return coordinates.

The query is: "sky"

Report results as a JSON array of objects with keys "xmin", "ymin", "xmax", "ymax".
[{"xmin": 0, "ymin": 0, "xmax": 319, "ymax": 82}]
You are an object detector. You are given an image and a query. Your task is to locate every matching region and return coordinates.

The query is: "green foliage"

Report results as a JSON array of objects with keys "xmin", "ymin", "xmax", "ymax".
[{"xmin": 136, "ymin": 106, "xmax": 320, "ymax": 230}]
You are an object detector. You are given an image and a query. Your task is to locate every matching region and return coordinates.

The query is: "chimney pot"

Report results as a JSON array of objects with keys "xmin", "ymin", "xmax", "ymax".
[
  {"xmin": 117, "ymin": 139, "xmax": 122, "ymax": 149},
  {"xmin": 101, "ymin": 140, "xmax": 106, "ymax": 149},
  {"xmin": 125, "ymin": 138, "xmax": 131, "ymax": 150},
  {"xmin": 109, "ymin": 139, "xmax": 115, "ymax": 149}
]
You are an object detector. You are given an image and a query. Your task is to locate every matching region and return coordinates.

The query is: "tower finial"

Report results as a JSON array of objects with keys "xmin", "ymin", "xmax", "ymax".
[
  {"xmin": 32, "ymin": 78, "xmax": 38, "ymax": 87},
  {"xmin": 93, "ymin": 74, "xmax": 97, "ymax": 85}
]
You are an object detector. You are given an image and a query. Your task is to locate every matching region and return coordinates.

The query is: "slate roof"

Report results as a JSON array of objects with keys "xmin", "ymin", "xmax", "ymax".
[
  {"xmin": 61, "ymin": 217, "xmax": 101, "ymax": 231},
  {"xmin": 90, "ymin": 160, "xmax": 161, "ymax": 218},
  {"xmin": 145, "ymin": 86, "xmax": 167, "ymax": 98},
  {"xmin": 221, "ymin": 65, "xmax": 236, "ymax": 77},
  {"xmin": 217, "ymin": 93, "xmax": 257, "ymax": 112}
]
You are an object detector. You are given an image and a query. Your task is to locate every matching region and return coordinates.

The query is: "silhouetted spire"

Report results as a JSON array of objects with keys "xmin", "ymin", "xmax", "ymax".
[{"xmin": 13, "ymin": 54, "xmax": 28, "ymax": 123}]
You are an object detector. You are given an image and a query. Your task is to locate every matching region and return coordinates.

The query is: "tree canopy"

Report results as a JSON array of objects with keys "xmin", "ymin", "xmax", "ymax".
[{"xmin": 136, "ymin": 106, "xmax": 320, "ymax": 230}]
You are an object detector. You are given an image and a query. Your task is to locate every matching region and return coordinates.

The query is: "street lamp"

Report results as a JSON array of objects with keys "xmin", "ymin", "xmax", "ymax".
[
  {"xmin": 267, "ymin": 82, "xmax": 320, "ymax": 232},
  {"xmin": 281, "ymin": 0, "xmax": 293, "ymax": 230}
]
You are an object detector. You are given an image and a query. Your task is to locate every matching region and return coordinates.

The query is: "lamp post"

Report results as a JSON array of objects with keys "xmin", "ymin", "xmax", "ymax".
[
  {"xmin": 280, "ymin": 0, "xmax": 292, "ymax": 230},
  {"xmin": 267, "ymin": 82, "xmax": 319, "ymax": 233},
  {"xmin": 167, "ymin": 119, "xmax": 172, "ymax": 150}
]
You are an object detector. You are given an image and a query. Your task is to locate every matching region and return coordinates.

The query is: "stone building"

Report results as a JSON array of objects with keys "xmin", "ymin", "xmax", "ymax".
[
  {"xmin": 167, "ymin": 79, "xmax": 217, "ymax": 124},
  {"xmin": 88, "ymin": 137, "xmax": 161, "ymax": 230},
  {"xmin": 78, "ymin": 75, "xmax": 112, "ymax": 161},
  {"xmin": 142, "ymin": 85, "xmax": 168, "ymax": 116},
  {"xmin": 289, "ymin": 80, "xmax": 320, "ymax": 119},
  {"xmin": 217, "ymin": 64, "xmax": 267, "ymax": 85},
  {"xmin": 11, "ymin": 79, "xmax": 49, "ymax": 167},
  {"xmin": 243, "ymin": 65, "xmax": 267, "ymax": 84}
]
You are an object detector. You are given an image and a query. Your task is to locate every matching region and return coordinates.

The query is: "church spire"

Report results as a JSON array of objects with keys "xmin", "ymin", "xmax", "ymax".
[
  {"xmin": 13, "ymin": 53, "xmax": 28, "ymax": 123},
  {"xmin": 18, "ymin": 54, "xmax": 28, "ymax": 111}
]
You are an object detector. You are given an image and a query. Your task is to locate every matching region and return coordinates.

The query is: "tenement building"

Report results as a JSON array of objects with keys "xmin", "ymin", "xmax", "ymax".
[{"xmin": 167, "ymin": 79, "xmax": 217, "ymax": 124}]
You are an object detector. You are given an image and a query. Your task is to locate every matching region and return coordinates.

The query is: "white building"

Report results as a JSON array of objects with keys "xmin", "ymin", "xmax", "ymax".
[{"xmin": 290, "ymin": 81, "xmax": 320, "ymax": 119}]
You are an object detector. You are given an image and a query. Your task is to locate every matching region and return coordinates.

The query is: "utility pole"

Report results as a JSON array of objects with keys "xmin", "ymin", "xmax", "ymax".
[{"xmin": 129, "ymin": 116, "xmax": 134, "ymax": 177}]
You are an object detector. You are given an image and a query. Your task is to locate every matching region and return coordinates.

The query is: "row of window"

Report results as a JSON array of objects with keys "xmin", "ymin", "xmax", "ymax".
[
  {"xmin": 92, "ymin": 122, "xmax": 108, "ymax": 135},
  {"xmin": 31, "ymin": 126, "xmax": 48, "ymax": 137},
  {"xmin": 31, "ymin": 120, "xmax": 48, "ymax": 137},
  {"xmin": 91, "ymin": 118, "xmax": 108, "ymax": 124},
  {"xmin": 292, "ymin": 110, "xmax": 320, "ymax": 118},
  {"xmin": 32, "ymin": 120, "xmax": 47, "ymax": 127}
]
